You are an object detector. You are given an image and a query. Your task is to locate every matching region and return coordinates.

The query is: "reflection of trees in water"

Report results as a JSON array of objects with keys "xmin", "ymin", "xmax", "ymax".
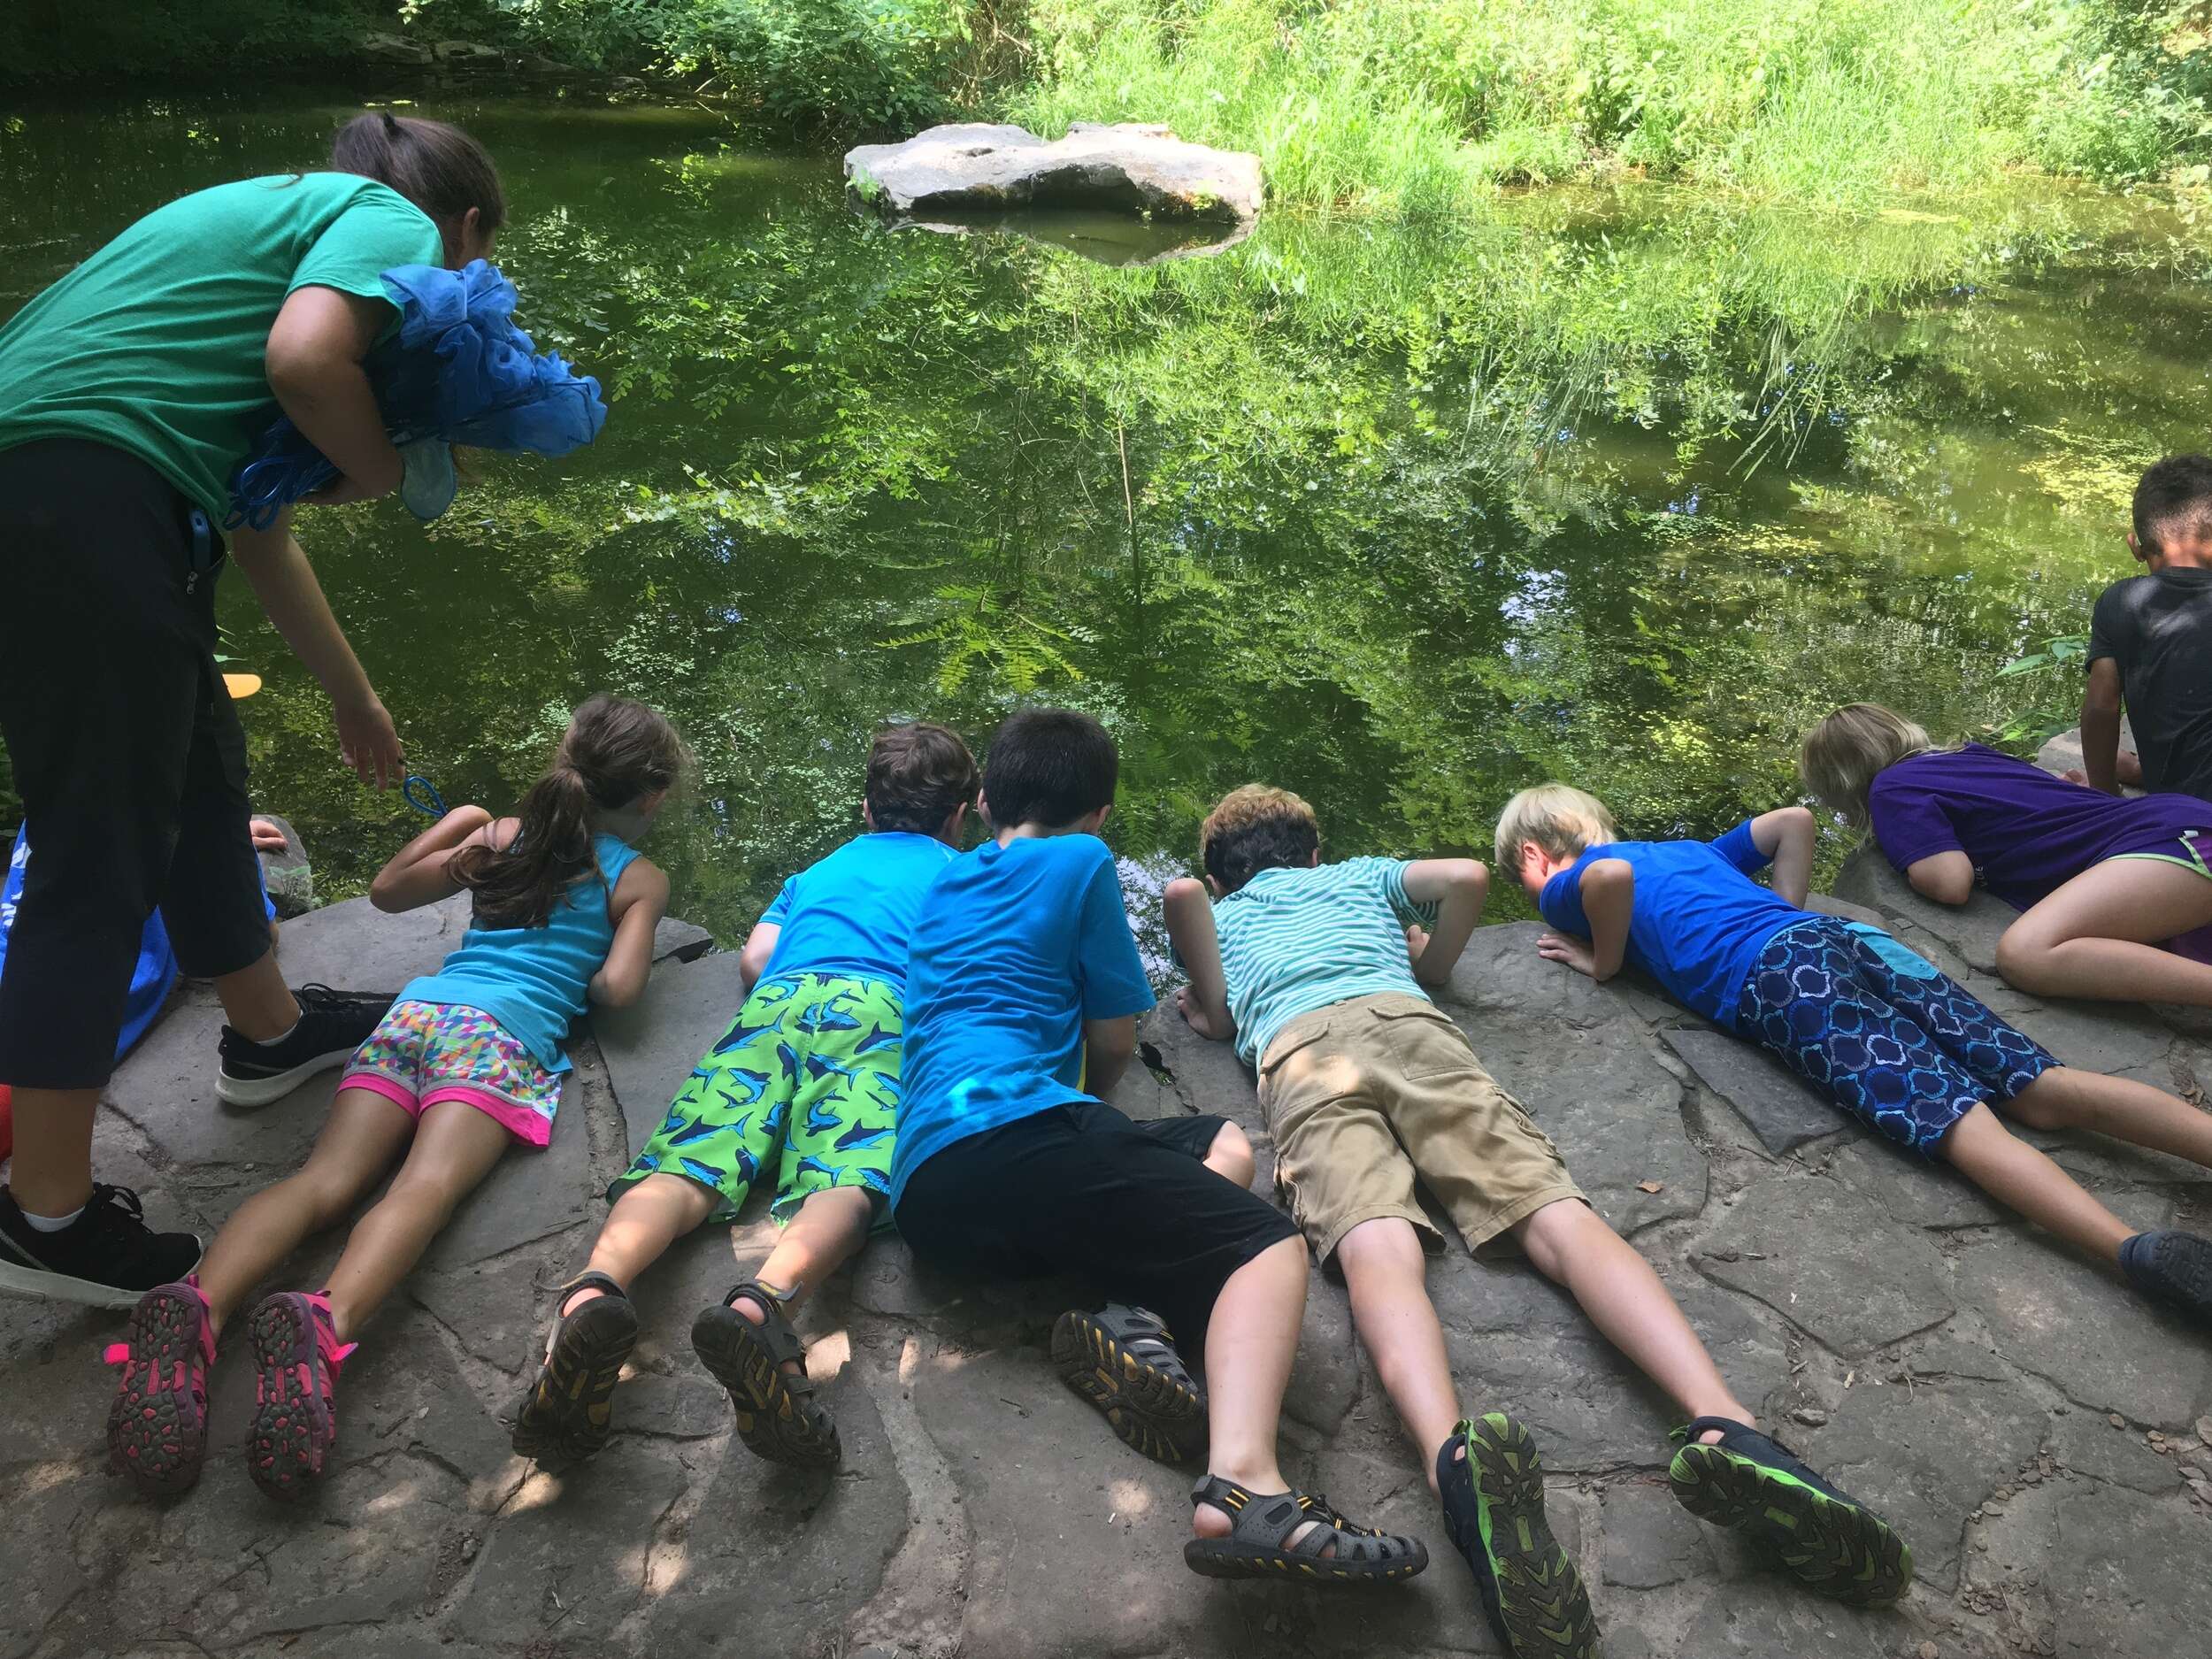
[{"xmin": 4, "ymin": 94, "xmax": 2208, "ymax": 939}]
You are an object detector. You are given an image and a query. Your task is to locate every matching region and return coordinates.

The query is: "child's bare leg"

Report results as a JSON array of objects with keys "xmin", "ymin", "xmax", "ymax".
[
  {"xmin": 1996, "ymin": 859, "xmax": 2212, "ymax": 1005},
  {"xmin": 567, "ymin": 1173, "xmax": 717, "ymax": 1311},
  {"xmin": 1516, "ymin": 1198, "xmax": 1749, "ymax": 1442},
  {"xmin": 1336, "ymin": 1217, "xmax": 1460, "ymax": 1485},
  {"xmin": 194, "ymin": 1088, "xmax": 415, "ymax": 1334},
  {"xmin": 1940, "ymin": 1102, "xmax": 2134, "ymax": 1265},
  {"xmin": 321, "ymin": 1100, "xmax": 511, "ymax": 1340},
  {"xmin": 2000, "ymin": 1065, "xmax": 2212, "ymax": 1170},
  {"xmin": 1193, "ymin": 1235, "xmax": 1322, "ymax": 1543},
  {"xmin": 1202, "ymin": 1120, "xmax": 1256, "ymax": 1188}
]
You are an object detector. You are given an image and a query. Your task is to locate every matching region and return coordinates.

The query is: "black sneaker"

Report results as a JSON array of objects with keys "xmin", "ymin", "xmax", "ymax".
[
  {"xmin": 2120, "ymin": 1230, "xmax": 2212, "ymax": 1325},
  {"xmin": 217, "ymin": 983, "xmax": 392, "ymax": 1107},
  {"xmin": 0, "ymin": 1185, "xmax": 203, "ymax": 1309}
]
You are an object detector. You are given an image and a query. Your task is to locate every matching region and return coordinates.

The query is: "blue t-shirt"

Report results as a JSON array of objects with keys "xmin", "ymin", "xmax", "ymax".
[
  {"xmin": 889, "ymin": 833, "xmax": 1156, "ymax": 1206},
  {"xmin": 756, "ymin": 831, "xmax": 958, "ymax": 990},
  {"xmin": 1536, "ymin": 821, "xmax": 1804, "ymax": 1021}
]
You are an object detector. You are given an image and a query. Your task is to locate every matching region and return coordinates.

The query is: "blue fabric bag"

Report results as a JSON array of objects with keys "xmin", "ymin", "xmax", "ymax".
[{"xmin": 227, "ymin": 260, "xmax": 607, "ymax": 530}]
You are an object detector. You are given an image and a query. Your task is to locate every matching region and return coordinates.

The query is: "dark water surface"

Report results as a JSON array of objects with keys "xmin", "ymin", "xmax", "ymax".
[{"xmin": 4, "ymin": 88, "xmax": 2210, "ymax": 944}]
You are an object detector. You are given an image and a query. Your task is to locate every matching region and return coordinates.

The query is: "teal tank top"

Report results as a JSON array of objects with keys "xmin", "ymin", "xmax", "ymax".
[{"xmin": 401, "ymin": 831, "xmax": 642, "ymax": 1072}]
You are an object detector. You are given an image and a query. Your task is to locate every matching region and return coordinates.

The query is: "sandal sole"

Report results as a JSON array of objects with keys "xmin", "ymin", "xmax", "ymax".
[
  {"xmin": 2130, "ymin": 1232, "xmax": 2212, "ymax": 1323},
  {"xmin": 1049, "ymin": 1310, "xmax": 1206, "ymax": 1466},
  {"xmin": 1447, "ymin": 1414, "xmax": 1599, "ymax": 1657},
  {"xmin": 1670, "ymin": 1441, "xmax": 1913, "ymax": 1606},
  {"xmin": 692, "ymin": 1304, "xmax": 841, "ymax": 1468},
  {"xmin": 105, "ymin": 1286, "xmax": 211, "ymax": 1496},
  {"xmin": 244, "ymin": 1294, "xmax": 334, "ymax": 1502},
  {"xmin": 511, "ymin": 1294, "xmax": 639, "ymax": 1464}
]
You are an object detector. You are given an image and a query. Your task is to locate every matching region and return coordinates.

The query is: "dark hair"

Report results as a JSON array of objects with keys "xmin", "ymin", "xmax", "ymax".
[
  {"xmin": 2133, "ymin": 453, "xmax": 2212, "ymax": 553},
  {"xmin": 330, "ymin": 112, "xmax": 505, "ymax": 235},
  {"xmin": 866, "ymin": 723, "xmax": 979, "ymax": 834},
  {"xmin": 1200, "ymin": 784, "xmax": 1320, "ymax": 893},
  {"xmin": 981, "ymin": 709, "xmax": 1118, "ymax": 830},
  {"xmin": 453, "ymin": 695, "xmax": 686, "ymax": 929}
]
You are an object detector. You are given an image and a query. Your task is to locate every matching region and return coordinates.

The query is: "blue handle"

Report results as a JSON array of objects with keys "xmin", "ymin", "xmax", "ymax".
[{"xmin": 402, "ymin": 774, "xmax": 449, "ymax": 819}]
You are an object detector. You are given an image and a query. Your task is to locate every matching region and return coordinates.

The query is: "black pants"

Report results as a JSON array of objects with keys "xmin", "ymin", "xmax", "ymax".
[
  {"xmin": 894, "ymin": 1101, "xmax": 1300, "ymax": 1350},
  {"xmin": 0, "ymin": 439, "xmax": 271, "ymax": 1087}
]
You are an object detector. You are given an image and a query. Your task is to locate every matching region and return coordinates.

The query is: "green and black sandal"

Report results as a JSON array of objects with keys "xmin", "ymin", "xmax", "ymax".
[
  {"xmin": 512, "ymin": 1271, "xmax": 638, "ymax": 1464},
  {"xmin": 1668, "ymin": 1416, "xmax": 1912, "ymax": 1606},
  {"xmin": 1049, "ymin": 1303, "xmax": 1207, "ymax": 1465},
  {"xmin": 1185, "ymin": 1474, "xmax": 1429, "ymax": 1583},
  {"xmin": 1438, "ymin": 1414, "xmax": 1600, "ymax": 1658},
  {"xmin": 692, "ymin": 1280, "xmax": 840, "ymax": 1467}
]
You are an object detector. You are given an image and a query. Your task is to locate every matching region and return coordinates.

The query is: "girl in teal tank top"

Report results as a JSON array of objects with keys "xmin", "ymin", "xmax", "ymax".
[{"xmin": 100, "ymin": 695, "xmax": 687, "ymax": 1502}]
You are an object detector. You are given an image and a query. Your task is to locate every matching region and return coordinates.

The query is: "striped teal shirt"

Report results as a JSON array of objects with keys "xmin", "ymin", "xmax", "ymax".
[{"xmin": 1213, "ymin": 857, "xmax": 1440, "ymax": 1066}]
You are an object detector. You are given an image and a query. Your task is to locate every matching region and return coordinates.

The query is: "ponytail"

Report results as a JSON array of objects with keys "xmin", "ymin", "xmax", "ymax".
[
  {"xmin": 329, "ymin": 111, "xmax": 505, "ymax": 234},
  {"xmin": 452, "ymin": 695, "xmax": 687, "ymax": 929}
]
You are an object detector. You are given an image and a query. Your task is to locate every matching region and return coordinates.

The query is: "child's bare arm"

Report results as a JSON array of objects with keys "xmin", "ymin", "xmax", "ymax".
[
  {"xmin": 1538, "ymin": 858, "xmax": 1634, "ymax": 980},
  {"xmin": 1905, "ymin": 851, "xmax": 1976, "ymax": 905},
  {"xmin": 1083, "ymin": 1014, "xmax": 1139, "ymax": 1096},
  {"xmin": 590, "ymin": 858, "xmax": 671, "ymax": 1009},
  {"xmin": 1163, "ymin": 878, "xmax": 1234, "ymax": 1042},
  {"xmin": 2081, "ymin": 658, "xmax": 2125, "ymax": 795},
  {"xmin": 736, "ymin": 922, "xmax": 782, "ymax": 995},
  {"xmin": 1748, "ymin": 805, "xmax": 1816, "ymax": 907},
  {"xmin": 369, "ymin": 805, "xmax": 496, "ymax": 913},
  {"xmin": 1401, "ymin": 858, "xmax": 1486, "ymax": 987}
]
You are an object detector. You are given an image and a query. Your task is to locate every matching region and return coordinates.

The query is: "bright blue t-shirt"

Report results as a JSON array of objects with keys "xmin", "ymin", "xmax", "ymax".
[
  {"xmin": 889, "ymin": 833, "xmax": 1156, "ymax": 1206},
  {"xmin": 756, "ymin": 831, "xmax": 958, "ymax": 990},
  {"xmin": 1536, "ymin": 820, "xmax": 1804, "ymax": 1021}
]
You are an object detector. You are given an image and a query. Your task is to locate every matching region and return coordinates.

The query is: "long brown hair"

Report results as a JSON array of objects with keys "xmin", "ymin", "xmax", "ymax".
[
  {"xmin": 329, "ymin": 111, "xmax": 505, "ymax": 235},
  {"xmin": 454, "ymin": 695, "xmax": 687, "ymax": 929}
]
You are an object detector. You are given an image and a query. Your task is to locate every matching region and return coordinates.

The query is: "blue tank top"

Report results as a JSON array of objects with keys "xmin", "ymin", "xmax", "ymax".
[{"xmin": 401, "ymin": 830, "xmax": 642, "ymax": 1071}]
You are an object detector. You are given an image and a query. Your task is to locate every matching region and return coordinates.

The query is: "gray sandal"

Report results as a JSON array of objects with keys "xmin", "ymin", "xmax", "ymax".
[
  {"xmin": 691, "ymin": 1281, "xmax": 840, "ymax": 1467},
  {"xmin": 1050, "ymin": 1302, "xmax": 1207, "ymax": 1465},
  {"xmin": 1184, "ymin": 1474, "xmax": 1429, "ymax": 1583}
]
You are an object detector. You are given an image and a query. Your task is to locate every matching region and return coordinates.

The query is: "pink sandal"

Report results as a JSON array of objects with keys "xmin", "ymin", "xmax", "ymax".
[
  {"xmin": 104, "ymin": 1279, "xmax": 217, "ymax": 1496},
  {"xmin": 244, "ymin": 1290, "xmax": 355, "ymax": 1500}
]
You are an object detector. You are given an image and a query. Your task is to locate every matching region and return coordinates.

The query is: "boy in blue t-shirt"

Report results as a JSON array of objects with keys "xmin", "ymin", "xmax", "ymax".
[
  {"xmin": 1502, "ymin": 786, "xmax": 2212, "ymax": 1379},
  {"xmin": 895, "ymin": 710, "xmax": 1429, "ymax": 1587},
  {"xmin": 513, "ymin": 724, "xmax": 979, "ymax": 1470}
]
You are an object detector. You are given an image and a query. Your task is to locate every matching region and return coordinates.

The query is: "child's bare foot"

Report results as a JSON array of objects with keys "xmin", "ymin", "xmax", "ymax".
[
  {"xmin": 1186, "ymin": 1471, "xmax": 1426, "ymax": 1582},
  {"xmin": 512, "ymin": 1271, "xmax": 638, "ymax": 1464},
  {"xmin": 693, "ymin": 1280, "xmax": 839, "ymax": 1466}
]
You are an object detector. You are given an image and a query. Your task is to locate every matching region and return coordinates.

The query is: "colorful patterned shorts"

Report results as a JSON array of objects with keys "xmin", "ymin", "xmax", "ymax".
[
  {"xmin": 616, "ymin": 972, "xmax": 901, "ymax": 1224},
  {"xmin": 341, "ymin": 998, "xmax": 563, "ymax": 1148},
  {"xmin": 1732, "ymin": 917, "xmax": 2058, "ymax": 1156}
]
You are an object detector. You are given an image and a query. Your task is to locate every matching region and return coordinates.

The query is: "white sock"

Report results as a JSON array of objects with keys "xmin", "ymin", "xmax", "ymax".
[
  {"xmin": 22, "ymin": 1204, "xmax": 85, "ymax": 1233},
  {"xmin": 257, "ymin": 1011, "xmax": 301, "ymax": 1046}
]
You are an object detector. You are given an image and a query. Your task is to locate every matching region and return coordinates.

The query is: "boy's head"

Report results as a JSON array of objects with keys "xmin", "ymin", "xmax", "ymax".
[
  {"xmin": 2131, "ymin": 454, "xmax": 2212, "ymax": 568},
  {"xmin": 1798, "ymin": 703, "xmax": 1929, "ymax": 826},
  {"xmin": 1199, "ymin": 785, "xmax": 1320, "ymax": 895},
  {"xmin": 979, "ymin": 708, "xmax": 1118, "ymax": 834},
  {"xmin": 864, "ymin": 722, "xmax": 979, "ymax": 841},
  {"xmin": 1494, "ymin": 784, "xmax": 1618, "ymax": 898}
]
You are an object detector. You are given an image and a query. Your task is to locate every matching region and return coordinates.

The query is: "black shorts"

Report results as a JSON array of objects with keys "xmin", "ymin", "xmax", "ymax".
[
  {"xmin": 893, "ymin": 1100, "xmax": 1300, "ymax": 1349},
  {"xmin": 0, "ymin": 439, "xmax": 271, "ymax": 1087}
]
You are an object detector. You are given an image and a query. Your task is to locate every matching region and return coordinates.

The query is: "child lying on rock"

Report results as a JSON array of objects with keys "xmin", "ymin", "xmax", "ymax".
[
  {"xmin": 1500, "ymin": 784, "xmax": 2212, "ymax": 1342},
  {"xmin": 512, "ymin": 723, "xmax": 979, "ymax": 1469},
  {"xmin": 1166, "ymin": 786, "xmax": 1909, "ymax": 1655}
]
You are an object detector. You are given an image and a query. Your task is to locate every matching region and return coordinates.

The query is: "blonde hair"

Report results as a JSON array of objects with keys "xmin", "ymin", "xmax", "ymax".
[
  {"xmin": 1201, "ymin": 784, "xmax": 1320, "ymax": 892},
  {"xmin": 1493, "ymin": 784, "xmax": 1619, "ymax": 867},
  {"xmin": 1799, "ymin": 703, "xmax": 1932, "ymax": 826}
]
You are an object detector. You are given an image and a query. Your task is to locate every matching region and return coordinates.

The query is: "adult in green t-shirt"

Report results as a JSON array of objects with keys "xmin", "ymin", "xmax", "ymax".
[{"xmin": 0, "ymin": 113, "xmax": 504, "ymax": 1308}]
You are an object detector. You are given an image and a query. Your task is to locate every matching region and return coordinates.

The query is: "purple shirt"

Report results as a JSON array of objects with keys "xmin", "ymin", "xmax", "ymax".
[{"xmin": 1868, "ymin": 744, "xmax": 2212, "ymax": 911}]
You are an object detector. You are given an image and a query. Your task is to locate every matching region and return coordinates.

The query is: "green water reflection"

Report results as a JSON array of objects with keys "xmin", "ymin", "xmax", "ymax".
[{"xmin": 3, "ymin": 88, "xmax": 2208, "ymax": 941}]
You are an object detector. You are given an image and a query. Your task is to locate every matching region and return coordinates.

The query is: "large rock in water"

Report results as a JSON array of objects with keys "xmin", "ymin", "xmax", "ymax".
[{"xmin": 844, "ymin": 121, "xmax": 1263, "ymax": 223}]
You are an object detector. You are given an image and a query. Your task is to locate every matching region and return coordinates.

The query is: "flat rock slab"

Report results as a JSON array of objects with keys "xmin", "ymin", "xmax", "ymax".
[
  {"xmin": 1662, "ymin": 1025, "xmax": 1852, "ymax": 1155},
  {"xmin": 846, "ymin": 120, "xmax": 1263, "ymax": 224},
  {"xmin": 593, "ymin": 949, "xmax": 750, "ymax": 1158}
]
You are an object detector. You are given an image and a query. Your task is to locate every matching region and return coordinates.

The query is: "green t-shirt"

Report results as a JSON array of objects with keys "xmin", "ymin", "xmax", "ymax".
[{"xmin": 0, "ymin": 173, "xmax": 443, "ymax": 520}]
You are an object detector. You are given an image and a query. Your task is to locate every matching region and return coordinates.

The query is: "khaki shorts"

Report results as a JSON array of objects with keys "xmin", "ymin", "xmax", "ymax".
[{"xmin": 1256, "ymin": 992, "xmax": 1585, "ymax": 1263}]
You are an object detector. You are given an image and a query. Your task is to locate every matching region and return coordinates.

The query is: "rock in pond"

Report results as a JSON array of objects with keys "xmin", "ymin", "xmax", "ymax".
[{"xmin": 844, "ymin": 121, "xmax": 1263, "ymax": 225}]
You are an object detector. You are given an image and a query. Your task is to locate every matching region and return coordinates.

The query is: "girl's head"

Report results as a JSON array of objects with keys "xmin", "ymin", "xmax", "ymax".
[
  {"xmin": 1799, "ymin": 703, "xmax": 1932, "ymax": 825},
  {"xmin": 330, "ymin": 112, "xmax": 504, "ymax": 268},
  {"xmin": 455, "ymin": 695, "xmax": 688, "ymax": 929},
  {"xmin": 1494, "ymin": 784, "xmax": 1618, "ymax": 898}
]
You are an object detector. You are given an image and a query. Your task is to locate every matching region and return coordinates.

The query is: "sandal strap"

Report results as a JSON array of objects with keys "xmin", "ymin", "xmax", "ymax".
[
  {"xmin": 723, "ymin": 1280, "xmax": 808, "ymax": 1371},
  {"xmin": 1090, "ymin": 1302, "xmax": 1198, "ymax": 1392},
  {"xmin": 556, "ymin": 1271, "xmax": 630, "ymax": 1317}
]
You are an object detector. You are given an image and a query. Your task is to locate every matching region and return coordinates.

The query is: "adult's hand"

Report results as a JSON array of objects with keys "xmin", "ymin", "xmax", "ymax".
[
  {"xmin": 249, "ymin": 817, "xmax": 288, "ymax": 856},
  {"xmin": 334, "ymin": 693, "xmax": 403, "ymax": 791}
]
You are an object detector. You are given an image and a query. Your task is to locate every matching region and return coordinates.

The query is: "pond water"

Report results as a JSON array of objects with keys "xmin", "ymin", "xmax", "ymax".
[{"xmin": 4, "ymin": 88, "xmax": 2210, "ymax": 947}]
